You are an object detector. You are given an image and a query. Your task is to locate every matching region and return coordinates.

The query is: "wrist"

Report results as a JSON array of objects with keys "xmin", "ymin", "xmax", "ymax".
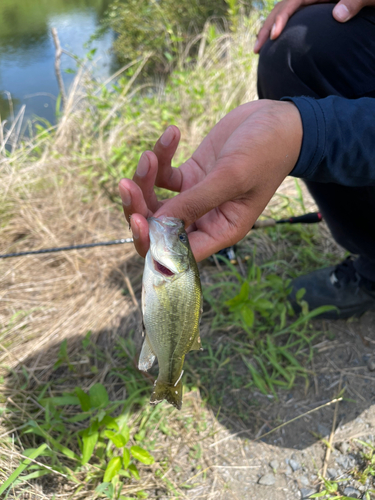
[
  {"xmin": 280, "ymin": 100, "xmax": 304, "ymax": 176},
  {"xmin": 254, "ymin": 99, "xmax": 303, "ymax": 178}
]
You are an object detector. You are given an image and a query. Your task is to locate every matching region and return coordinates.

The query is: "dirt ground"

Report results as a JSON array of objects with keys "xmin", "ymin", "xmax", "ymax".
[{"xmin": 202, "ymin": 311, "xmax": 375, "ymax": 500}]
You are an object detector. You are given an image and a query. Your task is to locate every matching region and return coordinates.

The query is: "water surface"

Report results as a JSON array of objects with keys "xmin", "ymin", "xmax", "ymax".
[{"xmin": 0, "ymin": 0, "xmax": 115, "ymax": 126}]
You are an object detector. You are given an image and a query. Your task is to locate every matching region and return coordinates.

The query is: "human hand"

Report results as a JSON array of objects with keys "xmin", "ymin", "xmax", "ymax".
[
  {"xmin": 254, "ymin": 0, "xmax": 375, "ymax": 54},
  {"xmin": 119, "ymin": 100, "xmax": 303, "ymax": 262}
]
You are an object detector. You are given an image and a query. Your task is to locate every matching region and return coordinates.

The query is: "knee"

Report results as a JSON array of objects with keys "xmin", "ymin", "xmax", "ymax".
[{"xmin": 257, "ymin": 4, "xmax": 338, "ymax": 100}]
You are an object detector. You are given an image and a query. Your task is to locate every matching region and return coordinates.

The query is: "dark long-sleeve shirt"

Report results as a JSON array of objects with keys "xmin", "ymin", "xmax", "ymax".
[{"xmin": 282, "ymin": 96, "xmax": 375, "ymax": 186}]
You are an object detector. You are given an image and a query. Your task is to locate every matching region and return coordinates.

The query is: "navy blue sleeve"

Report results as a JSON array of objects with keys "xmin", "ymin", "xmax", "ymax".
[{"xmin": 281, "ymin": 96, "xmax": 375, "ymax": 186}]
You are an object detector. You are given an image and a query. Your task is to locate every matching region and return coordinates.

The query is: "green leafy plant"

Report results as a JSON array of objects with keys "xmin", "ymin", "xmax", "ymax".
[
  {"xmin": 18, "ymin": 382, "xmax": 154, "ymax": 499},
  {"xmin": 310, "ymin": 476, "xmax": 339, "ymax": 498},
  {"xmin": 0, "ymin": 330, "xmax": 158, "ymax": 500},
  {"xmin": 310, "ymin": 475, "xmax": 354, "ymax": 499},
  {"xmin": 353, "ymin": 440, "xmax": 375, "ymax": 487},
  {"xmin": 2, "ymin": 330, "xmax": 208, "ymax": 497},
  {"xmin": 203, "ymin": 254, "xmax": 334, "ymax": 397},
  {"xmin": 24, "ymin": 383, "xmax": 154, "ymax": 482}
]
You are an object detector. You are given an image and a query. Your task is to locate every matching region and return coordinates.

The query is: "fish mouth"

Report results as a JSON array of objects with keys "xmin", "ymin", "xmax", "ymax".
[{"xmin": 153, "ymin": 258, "xmax": 175, "ymax": 277}]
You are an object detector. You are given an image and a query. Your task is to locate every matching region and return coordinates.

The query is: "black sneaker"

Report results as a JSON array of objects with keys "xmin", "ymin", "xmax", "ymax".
[{"xmin": 289, "ymin": 257, "xmax": 375, "ymax": 319}]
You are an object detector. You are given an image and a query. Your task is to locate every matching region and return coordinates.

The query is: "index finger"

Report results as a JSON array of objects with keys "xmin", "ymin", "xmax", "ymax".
[{"xmin": 254, "ymin": 9, "xmax": 278, "ymax": 53}]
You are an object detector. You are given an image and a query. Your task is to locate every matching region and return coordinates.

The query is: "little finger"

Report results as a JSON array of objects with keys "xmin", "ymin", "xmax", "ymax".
[
  {"xmin": 119, "ymin": 178, "xmax": 152, "ymax": 226},
  {"xmin": 130, "ymin": 213, "xmax": 150, "ymax": 258}
]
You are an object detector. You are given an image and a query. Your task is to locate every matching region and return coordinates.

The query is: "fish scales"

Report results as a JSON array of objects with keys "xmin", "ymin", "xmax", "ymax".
[
  {"xmin": 144, "ymin": 260, "xmax": 200, "ymax": 375},
  {"xmin": 139, "ymin": 216, "xmax": 202, "ymax": 410}
]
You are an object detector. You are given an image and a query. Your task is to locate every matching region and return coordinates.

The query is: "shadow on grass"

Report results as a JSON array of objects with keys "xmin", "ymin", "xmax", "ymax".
[{"xmin": 2, "ymin": 251, "xmax": 375, "ymax": 496}]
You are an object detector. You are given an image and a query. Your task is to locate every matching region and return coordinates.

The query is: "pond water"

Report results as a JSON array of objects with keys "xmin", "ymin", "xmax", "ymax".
[{"xmin": 0, "ymin": 0, "xmax": 116, "ymax": 127}]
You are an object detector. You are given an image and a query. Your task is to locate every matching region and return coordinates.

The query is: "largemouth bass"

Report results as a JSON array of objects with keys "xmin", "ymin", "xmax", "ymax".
[{"xmin": 139, "ymin": 216, "xmax": 203, "ymax": 410}]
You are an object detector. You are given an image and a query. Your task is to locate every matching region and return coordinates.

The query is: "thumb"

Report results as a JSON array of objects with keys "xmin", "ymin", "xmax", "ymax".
[
  {"xmin": 154, "ymin": 167, "xmax": 244, "ymax": 228},
  {"xmin": 332, "ymin": 0, "xmax": 364, "ymax": 22}
]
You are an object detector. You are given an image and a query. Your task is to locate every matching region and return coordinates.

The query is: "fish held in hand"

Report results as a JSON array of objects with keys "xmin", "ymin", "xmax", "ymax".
[{"xmin": 139, "ymin": 216, "xmax": 203, "ymax": 410}]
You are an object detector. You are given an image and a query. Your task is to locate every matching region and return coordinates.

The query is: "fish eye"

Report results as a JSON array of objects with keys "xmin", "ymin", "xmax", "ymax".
[{"xmin": 179, "ymin": 234, "xmax": 187, "ymax": 243}]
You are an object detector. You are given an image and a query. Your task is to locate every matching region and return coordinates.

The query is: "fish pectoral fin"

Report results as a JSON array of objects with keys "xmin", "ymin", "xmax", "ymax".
[
  {"xmin": 138, "ymin": 336, "xmax": 156, "ymax": 372},
  {"xmin": 189, "ymin": 335, "xmax": 203, "ymax": 351},
  {"xmin": 150, "ymin": 378, "xmax": 183, "ymax": 410}
]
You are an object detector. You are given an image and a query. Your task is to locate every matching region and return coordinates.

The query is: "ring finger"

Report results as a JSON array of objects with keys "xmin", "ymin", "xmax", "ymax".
[{"xmin": 132, "ymin": 150, "xmax": 161, "ymax": 213}]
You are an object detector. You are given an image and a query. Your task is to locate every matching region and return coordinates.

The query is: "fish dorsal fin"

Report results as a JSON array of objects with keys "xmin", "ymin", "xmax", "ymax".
[
  {"xmin": 189, "ymin": 335, "xmax": 203, "ymax": 351},
  {"xmin": 138, "ymin": 336, "xmax": 156, "ymax": 372}
]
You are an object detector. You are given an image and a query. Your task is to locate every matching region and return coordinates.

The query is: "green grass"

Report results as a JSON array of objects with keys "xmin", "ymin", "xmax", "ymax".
[
  {"xmin": 353, "ymin": 440, "xmax": 375, "ymax": 493},
  {"xmin": 1, "ymin": 333, "xmax": 181, "ymax": 498},
  {"xmin": 308, "ymin": 439, "xmax": 375, "ymax": 499},
  {"xmin": 184, "ymin": 217, "xmax": 338, "ymax": 413},
  {"xmin": 1, "ymin": 336, "xmax": 149, "ymax": 497}
]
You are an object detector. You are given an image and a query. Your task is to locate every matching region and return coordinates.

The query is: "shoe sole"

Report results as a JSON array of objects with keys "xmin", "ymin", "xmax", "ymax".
[{"xmin": 292, "ymin": 302, "xmax": 375, "ymax": 320}]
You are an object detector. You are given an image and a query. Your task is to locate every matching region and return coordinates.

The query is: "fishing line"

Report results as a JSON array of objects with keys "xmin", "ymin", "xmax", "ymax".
[{"xmin": 0, "ymin": 238, "xmax": 134, "ymax": 259}]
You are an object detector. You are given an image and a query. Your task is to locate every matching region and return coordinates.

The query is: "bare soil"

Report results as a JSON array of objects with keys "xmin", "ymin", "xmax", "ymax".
[{"xmin": 210, "ymin": 311, "xmax": 375, "ymax": 500}]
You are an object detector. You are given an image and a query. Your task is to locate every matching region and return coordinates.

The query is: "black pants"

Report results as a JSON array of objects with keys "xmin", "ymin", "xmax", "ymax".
[{"xmin": 257, "ymin": 3, "xmax": 375, "ymax": 281}]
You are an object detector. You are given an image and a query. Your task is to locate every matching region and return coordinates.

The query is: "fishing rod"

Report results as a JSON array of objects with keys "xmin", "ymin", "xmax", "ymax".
[
  {"xmin": 252, "ymin": 212, "xmax": 322, "ymax": 228},
  {"xmin": 213, "ymin": 212, "xmax": 323, "ymax": 263},
  {"xmin": 0, "ymin": 238, "xmax": 134, "ymax": 259},
  {"xmin": 0, "ymin": 212, "xmax": 322, "ymax": 260}
]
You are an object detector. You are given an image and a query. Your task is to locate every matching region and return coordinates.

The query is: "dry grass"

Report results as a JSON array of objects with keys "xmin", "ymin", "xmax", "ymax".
[
  {"xmin": 0, "ymin": 162, "xmax": 134, "ymax": 368},
  {"xmin": 0, "ymin": 14, "xmax": 263, "ymax": 371}
]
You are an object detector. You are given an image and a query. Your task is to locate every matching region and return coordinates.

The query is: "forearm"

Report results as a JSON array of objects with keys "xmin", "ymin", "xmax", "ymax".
[{"xmin": 284, "ymin": 96, "xmax": 375, "ymax": 186}]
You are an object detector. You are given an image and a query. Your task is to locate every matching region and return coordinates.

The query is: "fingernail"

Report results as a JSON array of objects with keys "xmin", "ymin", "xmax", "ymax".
[
  {"xmin": 131, "ymin": 218, "xmax": 139, "ymax": 239},
  {"xmin": 120, "ymin": 187, "xmax": 131, "ymax": 206},
  {"xmin": 136, "ymin": 153, "xmax": 149, "ymax": 177},
  {"xmin": 270, "ymin": 23, "xmax": 276, "ymax": 39},
  {"xmin": 254, "ymin": 39, "xmax": 260, "ymax": 52},
  {"xmin": 333, "ymin": 4, "xmax": 350, "ymax": 21},
  {"xmin": 160, "ymin": 126, "xmax": 174, "ymax": 147}
]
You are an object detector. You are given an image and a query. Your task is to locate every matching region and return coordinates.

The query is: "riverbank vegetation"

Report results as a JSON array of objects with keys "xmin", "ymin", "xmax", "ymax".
[
  {"xmin": 105, "ymin": 0, "xmax": 252, "ymax": 73},
  {"xmin": 0, "ymin": 3, "xmax": 344, "ymax": 498}
]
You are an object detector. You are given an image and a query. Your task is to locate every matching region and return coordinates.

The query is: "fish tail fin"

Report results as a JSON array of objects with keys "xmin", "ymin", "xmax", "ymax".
[{"xmin": 150, "ymin": 379, "xmax": 183, "ymax": 410}]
